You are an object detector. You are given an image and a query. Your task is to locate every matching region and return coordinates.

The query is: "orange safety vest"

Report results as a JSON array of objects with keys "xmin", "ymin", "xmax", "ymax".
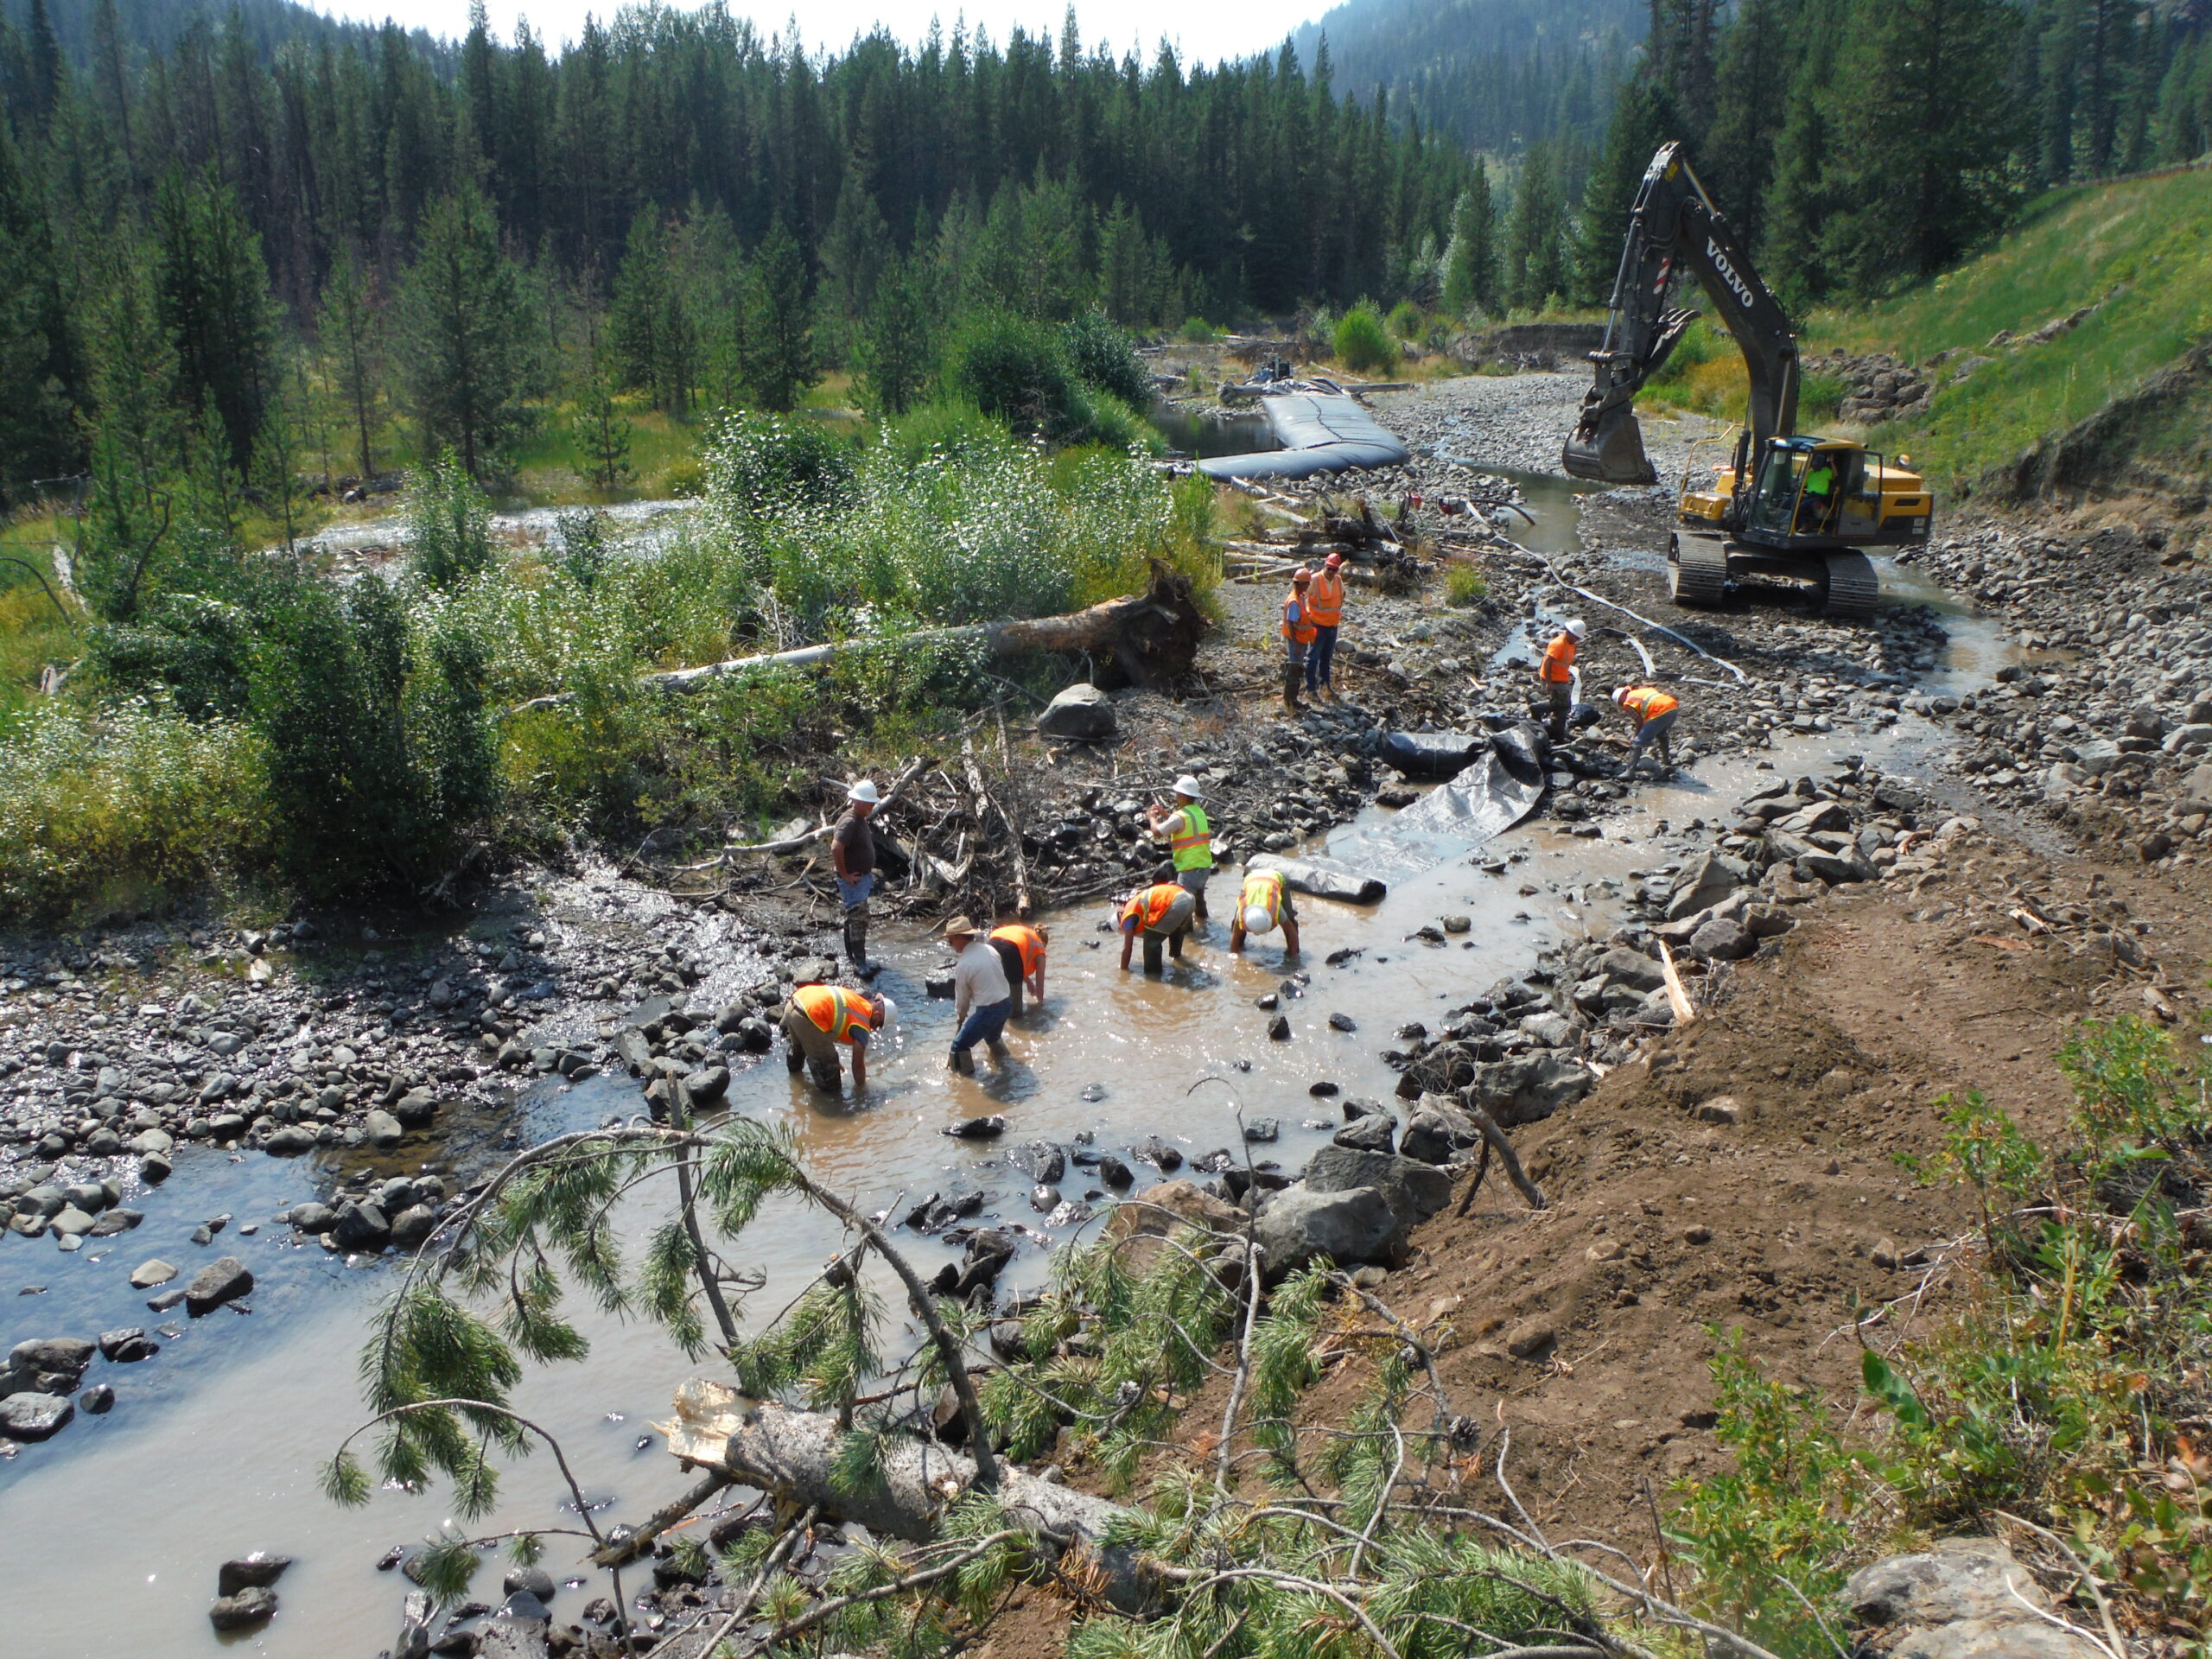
[
  {"xmin": 1539, "ymin": 632, "xmax": 1578, "ymax": 683},
  {"xmin": 1281, "ymin": 591, "xmax": 1317, "ymax": 645},
  {"xmin": 1121, "ymin": 884, "xmax": 1185, "ymax": 932},
  {"xmin": 1621, "ymin": 687, "xmax": 1680, "ymax": 724},
  {"xmin": 1305, "ymin": 569, "xmax": 1344, "ymax": 628},
  {"xmin": 989, "ymin": 925, "xmax": 1046, "ymax": 977},
  {"xmin": 793, "ymin": 984, "xmax": 873, "ymax": 1045}
]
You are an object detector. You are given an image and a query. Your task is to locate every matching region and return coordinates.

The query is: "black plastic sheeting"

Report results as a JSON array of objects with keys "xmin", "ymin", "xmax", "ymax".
[
  {"xmin": 1387, "ymin": 721, "xmax": 1552, "ymax": 847},
  {"xmin": 1196, "ymin": 392, "xmax": 1411, "ymax": 480},
  {"xmin": 1243, "ymin": 855, "xmax": 1388, "ymax": 905},
  {"xmin": 1378, "ymin": 730, "xmax": 1488, "ymax": 779}
]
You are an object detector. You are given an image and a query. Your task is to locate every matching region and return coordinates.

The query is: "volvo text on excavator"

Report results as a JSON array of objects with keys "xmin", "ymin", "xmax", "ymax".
[{"xmin": 1561, "ymin": 143, "xmax": 1935, "ymax": 620}]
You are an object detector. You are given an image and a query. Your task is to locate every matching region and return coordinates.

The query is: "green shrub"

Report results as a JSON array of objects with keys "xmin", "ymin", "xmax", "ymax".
[
  {"xmin": 946, "ymin": 313, "xmax": 1085, "ymax": 440},
  {"xmin": 705, "ymin": 410, "xmax": 858, "ymax": 518},
  {"xmin": 1066, "ymin": 390, "xmax": 1163, "ymax": 456},
  {"xmin": 1333, "ymin": 303, "xmax": 1395, "ymax": 373},
  {"xmin": 1062, "ymin": 310, "xmax": 1154, "ymax": 408},
  {"xmin": 1385, "ymin": 300, "xmax": 1424, "ymax": 341},
  {"xmin": 409, "ymin": 449, "xmax": 495, "ymax": 589},
  {"xmin": 1798, "ymin": 371, "xmax": 1851, "ymax": 427},
  {"xmin": 876, "ymin": 399, "xmax": 1017, "ymax": 470},
  {"xmin": 1443, "ymin": 564, "xmax": 1487, "ymax": 606},
  {"xmin": 1179, "ymin": 316, "xmax": 1218, "ymax": 343},
  {"xmin": 0, "ymin": 696, "xmax": 268, "ymax": 919}
]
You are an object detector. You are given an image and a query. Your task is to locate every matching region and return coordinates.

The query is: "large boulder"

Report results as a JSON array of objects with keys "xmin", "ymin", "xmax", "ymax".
[
  {"xmin": 1254, "ymin": 1186, "xmax": 1398, "ymax": 1276},
  {"xmin": 1845, "ymin": 1537, "xmax": 2101, "ymax": 1659},
  {"xmin": 1301, "ymin": 1145, "xmax": 1453, "ymax": 1230},
  {"xmin": 1332, "ymin": 1113, "xmax": 1396, "ymax": 1154},
  {"xmin": 1471, "ymin": 1052, "xmax": 1596, "ymax": 1126},
  {"xmin": 185, "ymin": 1256, "xmax": 254, "ymax": 1316},
  {"xmin": 1667, "ymin": 852, "xmax": 1749, "ymax": 921},
  {"xmin": 0, "ymin": 1392, "xmax": 74, "ymax": 1441},
  {"xmin": 1038, "ymin": 683, "xmax": 1117, "ymax": 741},
  {"xmin": 332, "ymin": 1201, "xmax": 391, "ymax": 1253},
  {"xmin": 1103, "ymin": 1180, "xmax": 1243, "ymax": 1275},
  {"xmin": 6, "ymin": 1338, "xmax": 94, "ymax": 1395}
]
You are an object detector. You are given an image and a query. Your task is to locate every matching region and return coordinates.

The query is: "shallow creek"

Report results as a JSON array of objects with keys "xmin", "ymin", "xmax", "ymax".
[{"xmin": 0, "ymin": 499, "xmax": 2024, "ymax": 1656}]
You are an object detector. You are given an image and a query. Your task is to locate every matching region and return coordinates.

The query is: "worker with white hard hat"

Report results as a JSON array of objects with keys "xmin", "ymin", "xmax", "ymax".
[
  {"xmin": 1228, "ymin": 866, "xmax": 1301, "ymax": 961},
  {"xmin": 833, "ymin": 779, "xmax": 882, "ymax": 976},
  {"xmin": 781, "ymin": 982, "xmax": 896, "ymax": 1093},
  {"xmin": 1146, "ymin": 773, "xmax": 1216, "ymax": 922},
  {"xmin": 1613, "ymin": 683, "xmax": 1681, "ymax": 779},
  {"xmin": 1538, "ymin": 618, "xmax": 1587, "ymax": 742}
]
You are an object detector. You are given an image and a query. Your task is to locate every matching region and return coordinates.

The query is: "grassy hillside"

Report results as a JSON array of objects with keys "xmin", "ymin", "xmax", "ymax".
[{"xmin": 1646, "ymin": 167, "xmax": 2212, "ymax": 499}]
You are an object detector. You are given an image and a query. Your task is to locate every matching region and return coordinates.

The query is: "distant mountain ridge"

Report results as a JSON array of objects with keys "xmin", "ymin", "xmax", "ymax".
[{"xmin": 1289, "ymin": 0, "xmax": 1644, "ymax": 152}]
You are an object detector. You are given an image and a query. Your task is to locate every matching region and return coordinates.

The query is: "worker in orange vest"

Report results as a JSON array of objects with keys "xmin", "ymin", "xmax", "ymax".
[
  {"xmin": 1613, "ymin": 684, "xmax": 1681, "ymax": 779},
  {"xmin": 780, "ymin": 982, "xmax": 898, "ymax": 1093},
  {"xmin": 1281, "ymin": 568, "xmax": 1317, "ymax": 715},
  {"xmin": 988, "ymin": 921, "xmax": 1048, "ymax": 1015},
  {"xmin": 1537, "ymin": 619, "xmax": 1586, "ymax": 741},
  {"xmin": 1117, "ymin": 881, "xmax": 1198, "ymax": 974},
  {"xmin": 1303, "ymin": 553, "xmax": 1347, "ymax": 702}
]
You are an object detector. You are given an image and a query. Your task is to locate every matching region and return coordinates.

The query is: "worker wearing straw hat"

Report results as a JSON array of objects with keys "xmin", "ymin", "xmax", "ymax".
[{"xmin": 942, "ymin": 916, "xmax": 1014, "ymax": 1076}]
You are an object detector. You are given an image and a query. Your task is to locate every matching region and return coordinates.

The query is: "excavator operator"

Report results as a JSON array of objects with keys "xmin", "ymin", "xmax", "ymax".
[{"xmin": 1796, "ymin": 454, "xmax": 1839, "ymax": 534}]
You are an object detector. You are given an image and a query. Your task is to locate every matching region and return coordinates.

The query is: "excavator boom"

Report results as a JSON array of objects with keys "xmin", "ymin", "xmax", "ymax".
[{"xmin": 1563, "ymin": 143, "xmax": 1800, "ymax": 486}]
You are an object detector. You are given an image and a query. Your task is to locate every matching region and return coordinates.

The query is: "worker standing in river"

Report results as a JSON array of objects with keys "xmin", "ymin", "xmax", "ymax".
[
  {"xmin": 1228, "ymin": 867, "xmax": 1301, "ymax": 961},
  {"xmin": 1613, "ymin": 683, "xmax": 1681, "ymax": 779},
  {"xmin": 1281, "ymin": 567, "xmax": 1316, "ymax": 715},
  {"xmin": 781, "ymin": 983, "xmax": 896, "ymax": 1093},
  {"xmin": 832, "ymin": 779, "xmax": 881, "ymax": 977},
  {"xmin": 942, "ymin": 917, "xmax": 1013, "ymax": 1076},
  {"xmin": 1146, "ymin": 774, "xmax": 1214, "ymax": 922},
  {"xmin": 988, "ymin": 921, "xmax": 1048, "ymax": 1015},
  {"xmin": 1117, "ymin": 880, "xmax": 1198, "ymax": 975},
  {"xmin": 1537, "ymin": 619, "xmax": 1586, "ymax": 741},
  {"xmin": 1304, "ymin": 553, "xmax": 1346, "ymax": 703}
]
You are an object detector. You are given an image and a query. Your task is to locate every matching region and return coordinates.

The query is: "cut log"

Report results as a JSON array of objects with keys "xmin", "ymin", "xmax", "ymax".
[
  {"xmin": 656, "ymin": 1387, "xmax": 1156, "ymax": 1612},
  {"xmin": 512, "ymin": 563, "xmax": 1205, "ymax": 717}
]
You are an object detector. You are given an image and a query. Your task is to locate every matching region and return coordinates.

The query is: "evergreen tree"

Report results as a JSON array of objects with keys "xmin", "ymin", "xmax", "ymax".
[
  {"xmin": 1572, "ymin": 74, "xmax": 1680, "ymax": 306},
  {"xmin": 1503, "ymin": 145, "xmax": 1570, "ymax": 311},
  {"xmin": 317, "ymin": 246, "xmax": 384, "ymax": 483},
  {"xmin": 1440, "ymin": 161, "xmax": 1501, "ymax": 319},
  {"xmin": 856, "ymin": 254, "xmax": 934, "ymax": 418},
  {"xmin": 152, "ymin": 166, "xmax": 276, "ymax": 476},
  {"xmin": 738, "ymin": 218, "xmax": 819, "ymax": 414},
  {"xmin": 570, "ymin": 310, "xmax": 633, "ymax": 495},
  {"xmin": 819, "ymin": 173, "xmax": 892, "ymax": 321},
  {"xmin": 1761, "ymin": 0, "xmax": 1852, "ymax": 306},
  {"xmin": 1648, "ymin": 0, "xmax": 1719, "ymax": 146},
  {"xmin": 79, "ymin": 244, "xmax": 183, "ymax": 624},
  {"xmin": 608, "ymin": 208, "xmax": 695, "ymax": 416},
  {"xmin": 1823, "ymin": 0, "xmax": 2024, "ymax": 290},
  {"xmin": 0, "ymin": 121, "xmax": 80, "ymax": 505},
  {"xmin": 396, "ymin": 185, "xmax": 536, "ymax": 478},
  {"xmin": 1705, "ymin": 0, "xmax": 1799, "ymax": 252}
]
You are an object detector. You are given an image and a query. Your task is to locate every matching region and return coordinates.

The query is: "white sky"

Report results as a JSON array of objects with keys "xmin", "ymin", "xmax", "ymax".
[{"xmin": 308, "ymin": 0, "xmax": 1338, "ymax": 67}]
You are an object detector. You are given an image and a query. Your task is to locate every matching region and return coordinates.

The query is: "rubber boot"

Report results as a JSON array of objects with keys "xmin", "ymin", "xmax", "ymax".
[
  {"xmin": 949, "ymin": 1048, "xmax": 976, "ymax": 1076},
  {"xmin": 785, "ymin": 1046, "xmax": 804, "ymax": 1077},
  {"xmin": 844, "ymin": 908, "xmax": 877, "ymax": 978},
  {"xmin": 986, "ymin": 1039, "xmax": 1011, "ymax": 1069},
  {"xmin": 1282, "ymin": 663, "xmax": 1305, "ymax": 715}
]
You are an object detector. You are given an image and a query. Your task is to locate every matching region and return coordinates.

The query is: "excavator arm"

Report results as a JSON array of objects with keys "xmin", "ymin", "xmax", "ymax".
[{"xmin": 1563, "ymin": 142, "xmax": 1801, "ymax": 486}]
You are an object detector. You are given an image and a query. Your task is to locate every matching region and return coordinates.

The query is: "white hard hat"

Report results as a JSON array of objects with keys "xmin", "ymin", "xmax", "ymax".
[
  {"xmin": 1612, "ymin": 685, "xmax": 1632, "ymax": 706},
  {"xmin": 874, "ymin": 993, "xmax": 899, "ymax": 1040},
  {"xmin": 848, "ymin": 780, "xmax": 880, "ymax": 803},
  {"xmin": 1243, "ymin": 905, "xmax": 1277, "ymax": 935},
  {"xmin": 1173, "ymin": 775, "xmax": 1203, "ymax": 798},
  {"xmin": 1565, "ymin": 619, "xmax": 1587, "ymax": 639}
]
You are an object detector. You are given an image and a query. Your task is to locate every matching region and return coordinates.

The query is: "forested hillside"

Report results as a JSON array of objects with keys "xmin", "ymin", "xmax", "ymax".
[{"xmin": 1291, "ymin": 0, "xmax": 1642, "ymax": 154}]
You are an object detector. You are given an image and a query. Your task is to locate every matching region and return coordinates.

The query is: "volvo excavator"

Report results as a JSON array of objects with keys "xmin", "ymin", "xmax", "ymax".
[{"xmin": 1562, "ymin": 143, "xmax": 1935, "ymax": 619}]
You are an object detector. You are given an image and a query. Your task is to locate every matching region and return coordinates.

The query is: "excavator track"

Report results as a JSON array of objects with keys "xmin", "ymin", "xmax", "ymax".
[
  {"xmin": 1820, "ymin": 550, "xmax": 1879, "ymax": 620},
  {"xmin": 1669, "ymin": 534, "xmax": 1731, "ymax": 608}
]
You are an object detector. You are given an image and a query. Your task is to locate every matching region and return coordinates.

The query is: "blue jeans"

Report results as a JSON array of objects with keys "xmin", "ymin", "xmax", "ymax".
[
  {"xmin": 1306, "ymin": 626, "xmax": 1338, "ymax": 690},
  {"xmin": 1626, "ymin": 709, "xmax": 1678, "ymax": 771},
  {"xmin": 836, "ymin": 873, "xmax": 874, "ymax": 909},
  {"xmin": 950, "ymin": 999, "xmax": 1012, "ymax": 1054}
]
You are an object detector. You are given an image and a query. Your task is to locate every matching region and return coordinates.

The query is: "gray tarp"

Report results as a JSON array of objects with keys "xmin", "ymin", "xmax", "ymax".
[
  {"xmin": 1389, "ymin": 748, "xmax": 1546, "ymax": 846},
  {"xmin": 1197, "ymin": 392, "xmax": 1411, "ymax": 481}
]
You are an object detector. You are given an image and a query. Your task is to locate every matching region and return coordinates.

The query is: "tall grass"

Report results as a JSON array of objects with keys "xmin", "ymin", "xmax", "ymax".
[{"xmin": 0, "ymin": 697, "xmax": 268, "ymax": 918}]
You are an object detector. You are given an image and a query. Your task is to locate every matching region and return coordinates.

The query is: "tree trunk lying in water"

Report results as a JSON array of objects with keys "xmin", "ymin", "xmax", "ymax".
[
  {"xmin": 511, "ymin": 562, "xmax": 1206, "ymax": 716},
  {"xmin": 657, "ymin": 1383, "xmax": 1156, "ymax": 1613}
]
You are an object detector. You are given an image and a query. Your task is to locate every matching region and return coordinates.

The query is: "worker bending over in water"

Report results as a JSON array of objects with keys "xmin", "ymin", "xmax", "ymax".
[
  {"xmin": 1304, "ymin": 553, "xmax": 1346, "ymax": 702},
  {"xmin": 1228, "ymin": 867, "xmax": 1301, "ymax": 961},
  {"xmin": 1281, "ymin": 567, "xmax": 1316, "ymax": 715},
  {"xmin": 1118, "ymin": 880, "xmax": 1197, "ymax": 975},
  {"xmin": 782, "ymin": 983, "xmax": 896, "ymax": 1093},
  {"xmin": 1146, "ymin": 774, "xmax": 1213, "ymax": 921},
  {"xmin": 988, "ymin": 921, "xmax": 1047, "ymax": 1015},
  {"xmin": 1537, "ymin": 619, "xmax": 1586, "ymax": 741},
  {"xmin": 942, "ymin": 917, "xmax": 1013, "ymax": 1076},
  {"xmin": 1613, "ymin": 683, "xmax": 1681, "ymax": 779}
]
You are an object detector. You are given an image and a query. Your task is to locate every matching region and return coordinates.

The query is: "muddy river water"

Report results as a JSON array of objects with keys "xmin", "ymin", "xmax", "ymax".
[{"xmin": 0, "ymin": 526, "xmax": 2024, "ymax": 1654}]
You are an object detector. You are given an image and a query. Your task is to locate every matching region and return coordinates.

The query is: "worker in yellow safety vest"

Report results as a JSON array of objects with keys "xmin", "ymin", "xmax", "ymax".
[
  {"xmin": 1117, "ymin": 881, "xmax": 1198, "ymax": 975},
  {"xmin": 1537, "ymin": 618, "xmax": 1586, "ymax": 741},
  {"xmin": 1147, "ymin": 773, "xmax": 1214, "ymax": 921},
  {"xmin": 1281, "ymin": 568, "xmax": 1317, "ymax": 715},
  {"xmin": 1303, "ymin": 553, "xmax": 1346, "ymax": 702},
  {"xmin": 988, "ymin": 922, "xmax": 1048, "ymax": 1015},
  {"xmin": 1612, "ymin": 684, "xmax": 1681, "ymax": 779},
  {"xmin": 780, "ymin": 982, "xmax": 898, "ymax": 1092},
  {"xmin": 1229, "ymin": 867, "xmax": 1301, "ymax": 960}
]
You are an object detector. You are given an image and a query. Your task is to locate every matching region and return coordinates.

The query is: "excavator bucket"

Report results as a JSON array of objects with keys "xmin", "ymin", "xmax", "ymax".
[{"xmin": 1562, "ymin": 382, "xmax": 1657, "ymax": 486}]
